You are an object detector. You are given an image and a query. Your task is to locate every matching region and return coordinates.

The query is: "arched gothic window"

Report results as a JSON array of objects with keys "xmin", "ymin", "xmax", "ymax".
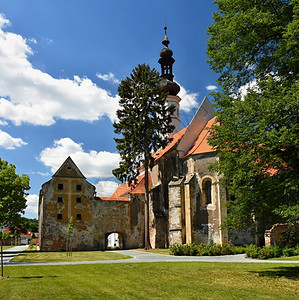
[{"xmin": 202, "ymin": 179, "xmax": 212, "ymax": 205}]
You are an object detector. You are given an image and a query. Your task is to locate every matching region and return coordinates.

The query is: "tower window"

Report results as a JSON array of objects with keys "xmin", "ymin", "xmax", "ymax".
[
  {"xmin": 57, "ymin": 197, "xmax": 63, "ymax": 203},
  {"xmin": 76, "ymin": 197, "xmax": 82, "ymax": 203},
  {"xmin": 76, "ymin": 184, "xmax": 82, "ymax": 191},
  {"xmin": 57, "ymin": 214, "xmax": 62, "ymax": 220},
  {"xmin": 76, "ymin": 214, "xmax": 82, "ymax": 221},
  {"xmin": 58, "ymin": 183, "xmax": 63, "ymax": 190}
]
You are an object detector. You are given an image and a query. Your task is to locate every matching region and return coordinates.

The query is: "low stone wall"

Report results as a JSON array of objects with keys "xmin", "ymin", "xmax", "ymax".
[{"xmin": 264, "ymin": 222, "xmax": 299, "ymax": 246}]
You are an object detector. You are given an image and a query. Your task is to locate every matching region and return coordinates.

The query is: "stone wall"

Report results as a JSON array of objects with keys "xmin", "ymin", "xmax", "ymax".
[
  {"xmin": 94, "ymin": 197, "xmax": 144, "ymax": 250},
  {"xmin": 183, "ymin": 154, "xmax": 228, "ymax": 245},
  {"xmin": 265, "ymin": 223, "xmax": 299, "ymax": 247},
  {"xmin": 39, "ymin": 157, "xmax": 144, "ymax": 251},
  {"xmin": 39, "ymin": 175, "xmax": 96, "ymax": 251}
]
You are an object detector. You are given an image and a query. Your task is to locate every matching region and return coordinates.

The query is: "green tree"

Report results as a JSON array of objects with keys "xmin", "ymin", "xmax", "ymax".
[
  {"xmin": 66, "ymin": 216, "xmax": 74, "ymax": 257},
  {"xmin": 0, "ymin": 158, "xmax": 30, "ymax": 277},
  {"xmin": 113, "ymin": 64, "xmax": 174, "ymax": 249},
  {"xmin": 206, "ymin": 0, "xmax": 299, "ymax": 240}
]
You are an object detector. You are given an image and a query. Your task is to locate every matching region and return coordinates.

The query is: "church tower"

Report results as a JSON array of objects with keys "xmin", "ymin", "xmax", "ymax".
[{"xmin": 158, "ymin": 25, "xmax": 181, "ymax": 136}]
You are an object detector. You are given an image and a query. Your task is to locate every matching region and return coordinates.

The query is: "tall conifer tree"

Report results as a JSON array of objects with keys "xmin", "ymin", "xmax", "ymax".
[{"xmin": 113, "ymin": 64, "xmax": 174, "ymax": 249}]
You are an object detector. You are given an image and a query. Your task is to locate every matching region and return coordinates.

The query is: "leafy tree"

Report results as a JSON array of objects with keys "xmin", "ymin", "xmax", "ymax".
[
  {"xmin": 0, "ymin": 158, "xmax": 30, "ymax": 277},
  {"xmin": 66, "ymin": 216, "xmax": 74, "ymax": 257},
  {"xmin": 20, "ymin": 217, "xmax": 39, "ymax": 233},
  {"xmin": 206, "ymin": 0, "xmax": 298, "ymax": 240},
  {"xmin": 113, "ymin": 64, "xmax": 174, "ymax": 249}
]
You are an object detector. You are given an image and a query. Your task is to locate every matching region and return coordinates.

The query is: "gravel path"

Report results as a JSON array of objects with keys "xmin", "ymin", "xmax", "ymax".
[
  {"xmin": 3, "ymin": 249, "xmax": 299, "ymax": 267},
  {"xmin": 2, "ymin": 245, "xmax": 29, "ymax": 264}
]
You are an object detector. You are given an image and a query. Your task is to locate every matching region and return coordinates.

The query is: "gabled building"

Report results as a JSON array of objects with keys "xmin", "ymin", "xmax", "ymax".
[
  {"xmin": 39, "ymin": 156, "xmax": 145, "ymax": 251},
  {"xmin": 39, "ymin": 27, "xmax": 253, "ymax": 251}
]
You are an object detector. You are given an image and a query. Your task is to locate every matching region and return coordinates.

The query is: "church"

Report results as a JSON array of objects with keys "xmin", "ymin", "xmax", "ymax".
[{"xmin": 38, "ymin": 27, "xmax": 253, "ymax": 251}]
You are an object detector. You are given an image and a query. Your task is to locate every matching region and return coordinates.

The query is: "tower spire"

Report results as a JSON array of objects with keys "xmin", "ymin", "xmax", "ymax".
[
  {"xmin": 158, "ymin": 23, "xmax": 181, "ymax": 136},
  {"xmin": 158, "ymin": 23, "xmax": 180, "ymax": 95}
]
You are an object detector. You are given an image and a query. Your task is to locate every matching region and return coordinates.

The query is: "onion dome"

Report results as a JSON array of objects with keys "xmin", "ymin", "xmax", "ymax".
[{"xmin": 158, "ymin": 26, "xmax": 180, "ymax": 96}]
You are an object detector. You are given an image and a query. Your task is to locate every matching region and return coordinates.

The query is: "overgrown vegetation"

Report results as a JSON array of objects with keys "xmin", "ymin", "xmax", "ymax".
[
  {"xmin": 245, "ymin": 244, "xmax": 299, "ymax": 260},
  {"xmin": 170, "ymin": 243, "xmax": 299, "ymax": 260},
  {"xmin": 170, "ymin": 243, "xmax": 246, "ymax": 256}
]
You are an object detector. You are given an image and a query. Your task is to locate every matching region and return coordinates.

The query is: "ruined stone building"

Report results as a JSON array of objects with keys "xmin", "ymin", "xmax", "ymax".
[{"xmin": 39, "ymin": 27, "xmax": 253, "ymax": 251}]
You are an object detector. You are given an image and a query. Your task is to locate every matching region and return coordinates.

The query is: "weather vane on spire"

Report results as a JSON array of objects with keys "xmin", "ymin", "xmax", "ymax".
[{"xmin": 164, "ymin": 15, "xmax": 167, "ymax": 33}]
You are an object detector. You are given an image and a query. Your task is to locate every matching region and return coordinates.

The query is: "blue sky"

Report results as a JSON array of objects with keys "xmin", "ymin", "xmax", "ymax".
[{"xmin": 0, "ymin": 0, "xmax": 219, "ymax": 219}]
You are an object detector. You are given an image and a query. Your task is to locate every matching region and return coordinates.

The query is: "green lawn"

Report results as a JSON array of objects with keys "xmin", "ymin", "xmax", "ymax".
[
  {"xmin": 11, "ymin": 251, "xmax": 132, "ymax": 263},
  {"xmin": 269, "ymin": 255, "xmax": 299, "ymax": 261},
  {"xmin": 1, "ymin": 245, "xmax": 16, "ymax": 251},
  {"xmin": 1, "ymin": 262, "xmax": 298, "ymax": 299},
  {"xmin": 136, "ymin": 248, "xmax": 170, "ymax": 255}
]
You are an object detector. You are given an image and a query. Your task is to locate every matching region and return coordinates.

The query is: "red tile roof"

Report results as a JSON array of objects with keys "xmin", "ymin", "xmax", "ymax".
[
  {"xmin": 98, "ymin": 196, "xmax": 130, "ymax": 202},
  {"xmin": 111, "ymin": 182, "xmax": 131, "ymax": 198},
  {"xmin": 184, "ymin": 117, "xmax": 217, "ymax": 157},
  {"xmin": 98, "ymin": 172, "xmax": 152, "ymax": 200},
  {"xmin": 130, "ymin": 172, "xmax": 152, "ymax": 194},
  {"xmin": 153, "ymin": 127, "xmax": 187, "ymax": 161}
]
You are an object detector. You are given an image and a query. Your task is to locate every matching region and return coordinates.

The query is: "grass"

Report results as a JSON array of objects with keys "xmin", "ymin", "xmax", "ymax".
[
  {"xmin": 136, "ymin": 248, "xmax": 170, "ymax": 255},
  {"xmin": 1, "ymin": 245, "xmax": 16, "ymax": 251},
  {"xmin": 11, "ymin": 251, "xmax": 132, "ymax": 263},
  {"xmin": 269, "ymin": 255, "xmax": 299, "ymax": 261},
  {"xmin": 1, "ymin": 262, "xmax": 298, "ymax": 299}
]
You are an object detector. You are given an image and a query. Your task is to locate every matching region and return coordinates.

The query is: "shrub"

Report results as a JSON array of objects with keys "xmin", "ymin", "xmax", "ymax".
[
  {"xmin": 170, "ymin": 243, "xmax": 246, "ymax": 256},
  {"xmin": 209, "ymin": 243, "xmax": 223, "ymax": 256},
  {"xmin": 246, "ymin": 245, "xmax": 284, "ymax": 259},
  {"xmin": 197, "ymin": 243, "xmax": 210, "ymax": 256},
  {"xmin": 282, "ymin": 247, "xmax": 296, "ymax": 257},
  {"xmin": 258, "ymin": 246, "xmax": 281, "ymax": 259},
  {"xmin": 232, "ymin": 245, "xmax": 247, "ymax": 254},
  {"xmin": 169, "ymin": 244, "xmax": 184, "ymax": 256},
  {"xmin": 245, "ymin": 244, "xmax": 260, "ymax": 259},
  {"xmin": 189, "ymin": 243, "xmax": 198, "ymax": 256}
]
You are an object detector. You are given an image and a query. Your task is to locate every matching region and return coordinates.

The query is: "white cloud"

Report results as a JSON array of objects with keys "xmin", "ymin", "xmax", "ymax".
[
  {"xmin": 25, "ymin": 194, "xmax": 39, "ymax": 214},
  {"xmin": 0, "ymin": 119, "xmax": 7, "ymax": 125},
  {"xmin": 0, "ymin": 130, "xmax": 27, "ymax": 149},
  {"xmin": 39, "ymin": 138, "xmax": 120, "ymax": 178},
  {"xmin": 206, "ymin": 85, "xmax": 217, "ymax": 91},
  {"xmin": 0, "ymin": 15, "xmax": 119, "ymax": 126},
  {"xmin": 0, "ymin": 13, "xmax": 10, "ymax": 28},
  {"xmin": 94, "ymin": 180, "xmax": 119, "ymax": 197},
  {"xmin": 96, "ymin": 72, "xmax": 120, "ymax": 84},
  {"xmin": 238, "ymin": 79, "xmax": 258, "ymax": 100},
  {"xmin": 178, "ymin": 85, "xmax": 199, "ymax": 112},
  {"xmin": 37, "ymin": 171, "xmax": 51, "ymax": 176}
]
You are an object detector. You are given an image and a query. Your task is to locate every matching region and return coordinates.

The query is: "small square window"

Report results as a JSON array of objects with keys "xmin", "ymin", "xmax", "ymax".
[
  {"xmin": 76, "ymin": 197, "xmax": 82, "ymax": 203},
  {"xmin": 57, "ymin": 197, "xmax": 63, "ymax": 203},
  {"xmin": 57, "ymin": 214, "xmax": 62, "ymax": 220},
  {"xmin": 76, "ymin": 214, "xmax": 82, "ymax": 221},
  {"xmin": 58, "ymin": 184, "xmax": 63, "ymax": 190},
  {"xmin": 76, "ymin": 184, "xmax": 82, "ymax": 191}
]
